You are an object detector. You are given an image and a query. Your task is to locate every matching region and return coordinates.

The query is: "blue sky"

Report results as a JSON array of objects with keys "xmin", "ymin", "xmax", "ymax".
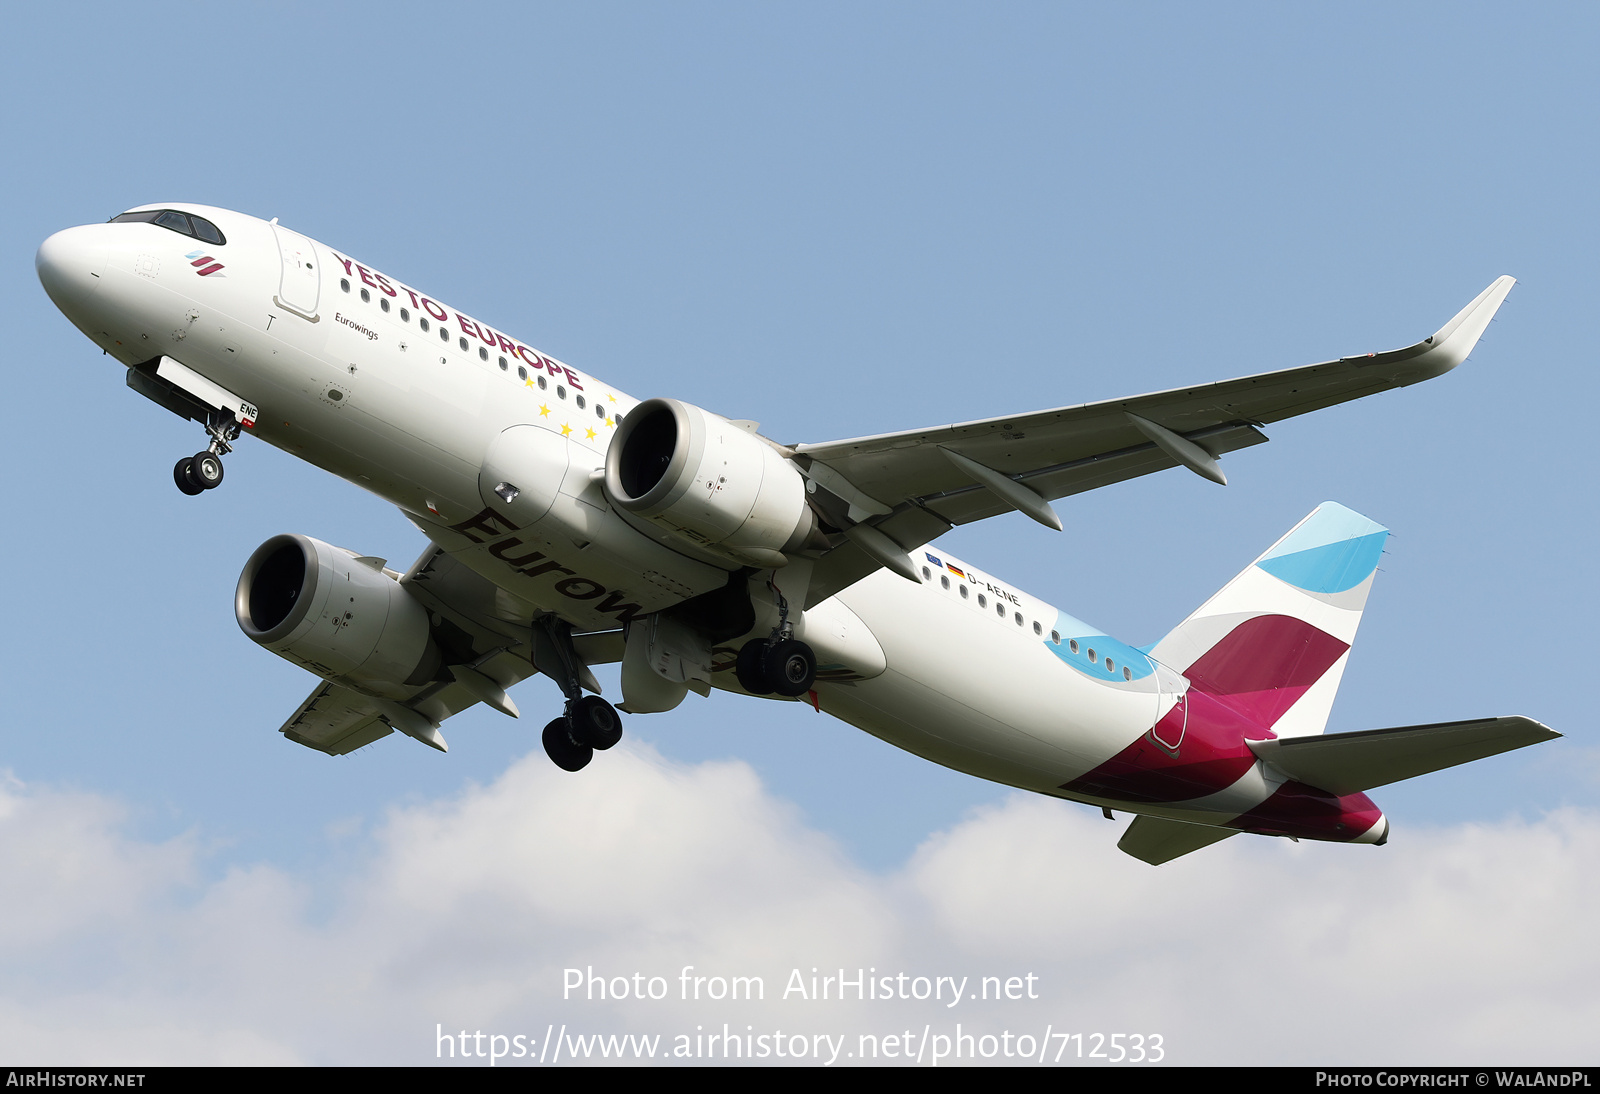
[{"xmin": 1, "ymin": 2, "xmax": 1595, "ymax": 1065}]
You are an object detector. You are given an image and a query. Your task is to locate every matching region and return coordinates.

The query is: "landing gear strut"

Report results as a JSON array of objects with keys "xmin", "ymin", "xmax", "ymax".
[
  {"xmin": 173, "ymin": 410, "xmax": 239, "ymax": 496},
  {"xmin": 734, "ymin": 576, "xmax": 817, "ymax": 698},
  {"xmin": 533, "ymin": 616, "xmax": 624, "ymax": 772}
]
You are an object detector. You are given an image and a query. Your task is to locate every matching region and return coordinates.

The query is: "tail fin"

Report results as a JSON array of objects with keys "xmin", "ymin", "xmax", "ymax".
[{"xmin": 1149, "ymin": 502, "xmax": 1388, "ymax": 737}]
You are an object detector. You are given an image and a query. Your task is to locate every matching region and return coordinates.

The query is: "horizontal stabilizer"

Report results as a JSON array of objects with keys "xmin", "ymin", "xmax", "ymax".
[
  {"xmin": 1118, "ymin": 815, "xmax": 1239, "ymax": 865},
  {"xmin": 1249, "ymin": 716, "xmax": 1559, "ymax": 796}
]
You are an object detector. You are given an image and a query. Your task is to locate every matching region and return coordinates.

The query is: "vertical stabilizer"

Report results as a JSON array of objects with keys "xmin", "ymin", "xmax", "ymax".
[{"xmin": 1149, "ymin": 503, "xmax": 1388, "ymax": 737}]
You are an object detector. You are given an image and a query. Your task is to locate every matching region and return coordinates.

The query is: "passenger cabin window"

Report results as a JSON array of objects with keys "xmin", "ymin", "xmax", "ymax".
[
  {"xmin": 380, "ymin": 297, "xmax": 390, "ymax": 312},
  {"xmin": 340, "ymin": 278, "xmax": 351, "ymax": 293},
  {"xmin": 420, "ymin": 317, "xmax": 430, "ymax": 332},
  {"xmin": 498, "ymin": 356, "xmax": 508, "ymax": 371},
  {"xmin": 110, "ymin": 209, "xmax": 227, "ymax": 246},
  {"xmin": 557, "ymin": 385, "xmax": 566, "ymax": 399},
  {"xmin": 360, "ymin": 288, "xmax": 370, "ymax": 303},
  {"xmin": 576, "ymin": 395, "xmax": 586, "ymax": 410},
  {"xmin": 538, "ymin": 375, "xmax": 548, "ymax": 390},
  {"xmin": 400, "ymin": 307, "xmax": 410, "ymax": 322}
]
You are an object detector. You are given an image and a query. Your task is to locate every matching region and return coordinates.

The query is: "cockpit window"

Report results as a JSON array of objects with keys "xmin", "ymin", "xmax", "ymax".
[{"xmin": 110, "ymin": 208, "xmax": 227, "ymax": 245}]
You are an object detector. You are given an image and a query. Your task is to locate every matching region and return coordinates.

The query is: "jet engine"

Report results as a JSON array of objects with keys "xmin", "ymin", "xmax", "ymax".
[
  {"xmin": 604, "ymin": 398, "xmax": 817, "ymax": 568},
  {"xmin": 236, "ymin": 534, "xmax": 441, "ymax": 699}
]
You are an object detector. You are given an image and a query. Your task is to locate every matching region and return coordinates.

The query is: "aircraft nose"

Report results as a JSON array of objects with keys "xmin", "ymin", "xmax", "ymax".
[{"xmin": 36, "ymin": 224, "xmax": 110, "ymax": 315}]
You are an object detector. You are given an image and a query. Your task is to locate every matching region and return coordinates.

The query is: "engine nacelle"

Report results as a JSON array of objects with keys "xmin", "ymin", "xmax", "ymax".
[
  {"xmin": 604, "ymin": 398, "xmax": 816, "ymax": 567},
  {"xmin": 236, "ymin": 534, "xmax": 441, "ymax": 699}
]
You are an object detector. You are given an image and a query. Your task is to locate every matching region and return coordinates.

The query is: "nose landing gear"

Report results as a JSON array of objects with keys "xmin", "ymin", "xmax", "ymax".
[
  {"xmin": 174, "ymin": 450, "xmax": 225, "ymax": 494},
  {"xmin": 173, "ymin": 411, "xmax": 239, "ymax": 496}
]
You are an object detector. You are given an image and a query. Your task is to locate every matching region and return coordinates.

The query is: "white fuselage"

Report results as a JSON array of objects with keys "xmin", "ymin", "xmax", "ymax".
[{"xmin": 35, "ymin": 204, "xmax": 1318, "ymax": 831}]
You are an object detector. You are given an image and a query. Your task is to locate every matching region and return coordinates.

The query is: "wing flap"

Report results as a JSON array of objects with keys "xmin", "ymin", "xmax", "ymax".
[
  {"xmin": 796, "ymin": 276, "xmax": 1513, "ymax": 501},
  {"xmin": 793, "ymin": 280, "xmax": 1513, "ymax": 601},
  {"xmin": 1249, "ymin": 715, "xmax": 1560, "ymax": 796}
]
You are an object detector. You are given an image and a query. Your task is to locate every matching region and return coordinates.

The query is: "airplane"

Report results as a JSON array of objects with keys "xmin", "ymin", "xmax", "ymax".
[{"xmin": 35, "ymin": 203, "xmax": 1559, "ymax": 865}]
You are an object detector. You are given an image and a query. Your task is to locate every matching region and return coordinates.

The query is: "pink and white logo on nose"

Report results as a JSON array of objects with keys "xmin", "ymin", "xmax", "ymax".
[{"xmin": 185, "ymin": 250, "xmax": 225, "ymax": 277}]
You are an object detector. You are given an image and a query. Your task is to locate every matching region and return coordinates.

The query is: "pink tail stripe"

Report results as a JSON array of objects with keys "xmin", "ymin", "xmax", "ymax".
[{"xmin": 1184, "ymin": 614, "xmax": 1348, "ymax": 727}]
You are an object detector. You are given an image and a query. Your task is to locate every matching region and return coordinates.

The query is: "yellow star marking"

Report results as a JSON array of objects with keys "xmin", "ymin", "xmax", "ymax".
[
  {"xmin": 524, "ymin": 377, "xmax": 535, "ymax": 387},
  {"xmin": 585, "ymin": 427, "xmax": 597, "ymax": 440},
  {"xmin": 560, "ymin": 422, "xmax": 572, "ymax": 436},
  {"xmin": 538, "ymin": 404, "xmax": 550, "ymax": 417},
  {"xmin": 604, "ymin": 417, "xmax": 614, "ymax": 428},
  {"xmin": 606, "ymin": 392, "xmax": 616, "ymax": 402}
]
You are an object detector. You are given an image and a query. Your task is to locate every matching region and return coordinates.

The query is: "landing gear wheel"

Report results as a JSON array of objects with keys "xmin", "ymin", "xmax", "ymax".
[
  {"xmin": 763, "ymin": 639, "xmax": 817, "ymax": 697},
  {"xmin": 568, "ymin": 696, "xmax": 623, "ymax": 750},
  {"xmin": 173, "ymin": 457, "xmax": 204, "ymax": 496},
  {"xmin": 735, "ymin": 639, "xmax": 775, "ymax": 695},
  {"xmin": 191, "ymin": 451, "xmax": 225, "ymax": 490},
  {"xmin": 542, "ymin": 718, "xmax": 593, "ymax": 771}
]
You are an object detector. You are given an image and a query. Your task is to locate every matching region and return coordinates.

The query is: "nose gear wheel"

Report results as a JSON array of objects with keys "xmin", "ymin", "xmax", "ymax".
[
  {"xmin": 172, "ymin": 409, "xmax": 240, "ymax": 496},
  {"xmin": 173, "ymin": 457, "xmax": 204, "ymax": 495}
]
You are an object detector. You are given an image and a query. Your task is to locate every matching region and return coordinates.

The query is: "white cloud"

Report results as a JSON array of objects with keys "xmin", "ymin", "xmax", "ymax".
[
  {"xmin": 904, "ymin": 797, "xmax": 1600, "ymax": 1063},
  {"xmin": 0, "ymin": 751, "xmax": 1593, "ymax": 1066}
]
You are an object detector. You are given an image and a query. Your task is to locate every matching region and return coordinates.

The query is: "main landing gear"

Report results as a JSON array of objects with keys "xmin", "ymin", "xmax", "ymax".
[
  {"xmin": 733, "ymin": 578, "xmax": 817, "ymax": 698},
  {"xmin": 735, "ymin": 636, "xmax": 817, "ymax": 697},
  {"xmin": 173, "ymin": 411, "xmax": 240, "ymax": 496},
  {"xmin": 532, "ymin": 615, "xmax": 625, "ymax": 772},
  {"xmin": 542, "ymin": 695, "xmax": 624, "ymax": 772}
]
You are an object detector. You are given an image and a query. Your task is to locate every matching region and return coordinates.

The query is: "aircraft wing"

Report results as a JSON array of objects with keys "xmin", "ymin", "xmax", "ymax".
[
  {"xmin": 275, "ymin": 543, "xmax": 624, "ymax": 755},
  {"xmin": 794, "ymin": 277, "xmax": 1514, "ymax": 606}
]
